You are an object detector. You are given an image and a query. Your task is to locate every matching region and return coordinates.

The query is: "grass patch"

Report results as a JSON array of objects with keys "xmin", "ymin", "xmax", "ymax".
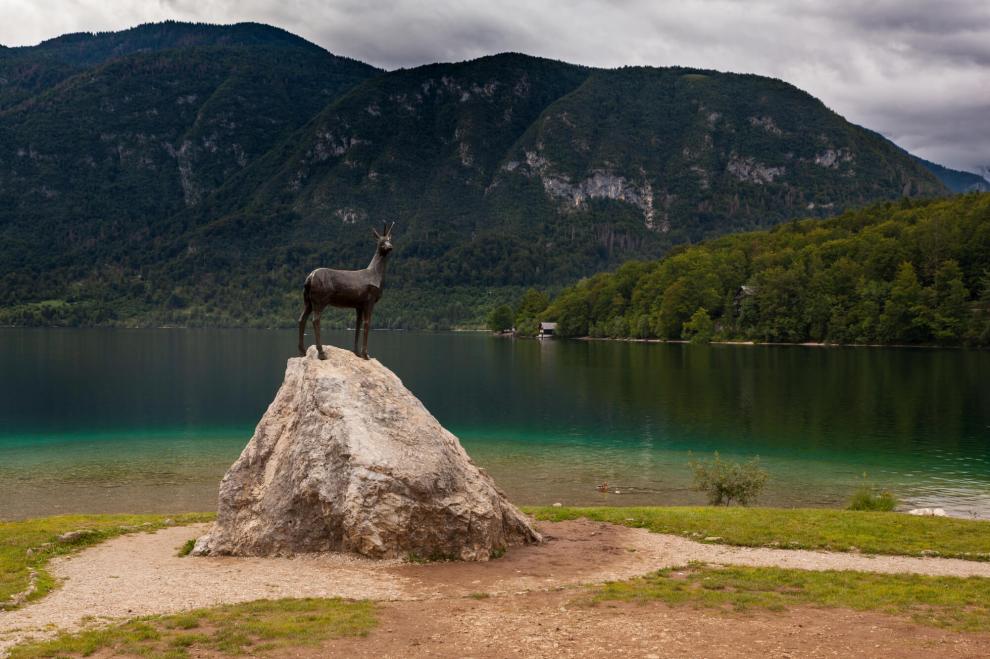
[
  {"xmin": 591, "ymin": 563, "xmax": 990, "ymax": 631},
  {"xmin": 0, "ymin": 513, "xmax": 214, "ymax": 609},
  {"xmin": 177, "ymin": 538, "xmax": 197, "ymax": 557},
  {"xmin": 526, "ymin": 506, "xmax": 990, "ymax": 560},
  {"xmin": 8, "ymin": 597, "xmax": 376, "ymax": 658},
  {"xmin": 847, "ymin": 487, "xmax": 898, "ymax": 511}
]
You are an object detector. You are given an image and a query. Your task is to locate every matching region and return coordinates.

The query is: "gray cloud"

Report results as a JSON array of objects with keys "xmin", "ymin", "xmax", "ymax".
[{"xmin": 1, "ymin": 0, "xmax": 987, "ymax": 174}]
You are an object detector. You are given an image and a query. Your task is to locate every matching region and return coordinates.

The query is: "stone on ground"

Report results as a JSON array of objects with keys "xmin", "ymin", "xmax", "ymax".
[{"xmin": 193, "ymin": 345, "xmax": 540, "ymax": 560}]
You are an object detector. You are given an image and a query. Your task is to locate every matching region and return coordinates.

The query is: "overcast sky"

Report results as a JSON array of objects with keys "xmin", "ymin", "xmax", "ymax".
[{"xmin": 2, "ymin": 0, "xmax": 988, "ymax": 175}]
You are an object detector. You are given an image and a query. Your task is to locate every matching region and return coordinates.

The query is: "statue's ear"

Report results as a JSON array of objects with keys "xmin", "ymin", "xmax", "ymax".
[{"xmin": 372, "ymin": 227, "xmax": 382, "ymax": 240}]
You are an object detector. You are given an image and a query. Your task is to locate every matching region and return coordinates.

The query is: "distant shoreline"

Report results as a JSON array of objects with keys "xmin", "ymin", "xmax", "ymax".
[
  {"xmin": 0, "ymin": 325, "xmax": 978, "ymax": 349},
  {"xmin": 578, "ymin": 336, "xmax": 966, "ymax": 349},
  {"xmin": 495, "ymin": 332, "xmax": 974, "ymax": 350},
  {"xmin": 586, "ymin": 336, "xmax": 975, "ymax": 349}
]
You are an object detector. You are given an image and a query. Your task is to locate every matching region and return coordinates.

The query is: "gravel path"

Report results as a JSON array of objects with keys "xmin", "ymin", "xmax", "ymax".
[
  {"xmin": 3, "ymin": 518, "xmax": 990, "ymax": 656},
  {"xmin": 641, "ymin": 532, "xmax": 990, "ymax": 577}
]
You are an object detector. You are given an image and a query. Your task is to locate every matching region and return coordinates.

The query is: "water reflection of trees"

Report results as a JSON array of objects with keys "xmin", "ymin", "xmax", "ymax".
[{"xmin": 492, "ymin": 341, "xmax": 987, "ymax": 462}]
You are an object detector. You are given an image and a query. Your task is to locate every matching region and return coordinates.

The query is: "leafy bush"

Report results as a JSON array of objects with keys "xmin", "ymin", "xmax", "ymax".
[
  {"xmin": 514, "ymin": 316, "xmax": 539, "ymax": 337},
  {"xmin": 486, "ymin": 304, "xmax": 514, "ymax": 332},
  {"xmin": 683, "ymin": 307, "xmax": 714, "ymax": 343},
  {"xmin": 847, "ymin": 487, "xmax": 898, "ymax": 512},
  {"xmin": 515, "ymin": 289, "xmax": 550, "ymax": 326},
  {"xmin": 689, "ymin": 452, "xmax": 769, "ymax": 506}
]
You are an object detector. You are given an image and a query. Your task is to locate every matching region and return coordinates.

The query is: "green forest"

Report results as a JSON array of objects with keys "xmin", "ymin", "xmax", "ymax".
[{"xmin": 529, "ymin": 193, "xmax": 990, "ymax": 346}]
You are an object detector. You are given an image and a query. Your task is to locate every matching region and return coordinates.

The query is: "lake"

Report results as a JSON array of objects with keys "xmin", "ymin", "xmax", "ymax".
[{"xmin": 1, "ymin": 328, "xmax": 988, "ymax": 519}]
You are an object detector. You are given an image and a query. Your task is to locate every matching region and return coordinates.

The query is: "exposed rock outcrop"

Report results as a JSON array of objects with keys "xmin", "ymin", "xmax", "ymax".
[
  {"xmin": 517, "ymin": 150, "xmax": 663, "ymax": 230},
  {"xmin": 726, "ymin": 154, "xmax": 785, "ymax": 184},
  {"xmin": 193, "ymin": 346, "xmax": 540, "ymax": 560}
]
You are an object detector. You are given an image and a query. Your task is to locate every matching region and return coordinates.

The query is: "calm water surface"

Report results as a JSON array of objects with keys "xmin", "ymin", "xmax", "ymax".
[{"xmin": 1, "ymin": 328, "xmax": 988, "ymax": 518}]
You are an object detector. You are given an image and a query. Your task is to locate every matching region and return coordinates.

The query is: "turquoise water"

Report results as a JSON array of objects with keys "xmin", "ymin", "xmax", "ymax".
[{"xmin": 1, "ymin": 328, "xmax": 988, "ymax": 518}]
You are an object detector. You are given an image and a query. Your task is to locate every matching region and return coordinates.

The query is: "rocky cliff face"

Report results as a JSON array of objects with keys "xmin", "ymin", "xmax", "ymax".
[{"xmin": 193, "ymin": 345, "xmax": 540, "ymax": 560}]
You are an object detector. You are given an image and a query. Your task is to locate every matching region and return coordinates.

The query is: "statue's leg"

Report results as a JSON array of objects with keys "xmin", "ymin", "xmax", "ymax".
[
  {"xmin": 313, "ymin": 309, "xmax": 326, "ymax": 360},
  {"xmin": 297, "ymin": 301, "xmax": 312, "ymax": 355},
  {"xmin": 362, "ymin": 306, "xmax": 373, "ymax": 359},
  {"xmin": 353, "ymin": 308, "xmax": 362, "ymax": 356}
]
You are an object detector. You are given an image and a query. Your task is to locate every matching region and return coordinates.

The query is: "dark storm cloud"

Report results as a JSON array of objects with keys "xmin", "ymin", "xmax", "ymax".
[{"xmin": 2, "ymin": 0, "xmax": 987, "ymax": 175}]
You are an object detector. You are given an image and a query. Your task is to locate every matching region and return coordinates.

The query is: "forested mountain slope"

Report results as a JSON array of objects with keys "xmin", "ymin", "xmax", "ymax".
[
  {"xmin": 0, "ymin": 22, "xmax": 952, "ymax": 328},
  {"xmin": 543, "ymin": 194, "xmax": 990, "ymax": 346},
  {"xmin": 0, "ymin": 21, "xmax": 351, "ymax": 109}
]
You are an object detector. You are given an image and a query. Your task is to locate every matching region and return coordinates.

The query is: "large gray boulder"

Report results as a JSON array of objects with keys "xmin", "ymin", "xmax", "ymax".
[{"xmin": 193, "ymin": 345, "xmax": 540, "ymax": 560}]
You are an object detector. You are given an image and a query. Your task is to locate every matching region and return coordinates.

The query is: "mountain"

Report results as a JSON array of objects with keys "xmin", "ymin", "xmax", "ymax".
[
  {"xmin": 0, "ymin": 23, "xmax": 380, "ymax": 320},
  {"xmin": 543, "ymin": 193, "xmax": 990, "ymax": 346},
  {"xmin": 0, "ymin": 21, "xmax": 349, "ymax": 109},
  {"xmin": 912, "ymin": 156, "xmax": 990, "ymax": 193},
  {"xmin": 0, "ymin": 23, "xmax": 950, "ymax": 329}
]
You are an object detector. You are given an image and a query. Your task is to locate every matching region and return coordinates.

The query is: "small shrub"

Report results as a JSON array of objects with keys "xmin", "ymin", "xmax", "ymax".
[
  {"xmin": 683, "ymin": 307, "xmax": 715, "ymax": 344},
  {"xmin": 847, "ymin": 487, "xmax": 898, "ymax": 511},
  {"xmin": 486, "ymin": 304, "xmax": 514, "ymax": 333},
  {"xmin": 177, "ymin": 539, "xmax": 196, "ymax": 557},
  {"xmin": 514, "ymin": 316, "xmax": 539, "ymax": 337},
  {"xmin": 689, "ymin": 452, "xmax": 768, "ymax": 506}
]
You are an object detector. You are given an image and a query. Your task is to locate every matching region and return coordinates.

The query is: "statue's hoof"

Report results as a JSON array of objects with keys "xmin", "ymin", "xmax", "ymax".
[
  {"xmin": 297, "ymin": 348, "xmax": 305, "ymax": 356},
  {"xmin": 318, "ymin": 352, "xmax": 328, "ymax": 361},
  {"xmin": 361, "ymin": 353, "xmax": 370, "ymax": 360}
]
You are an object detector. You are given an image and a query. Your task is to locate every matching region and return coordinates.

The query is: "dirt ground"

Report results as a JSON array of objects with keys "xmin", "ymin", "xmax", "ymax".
[
  {"xmin": 3, "ymin": 519, "xmax": 990, "ymax": 657},
  {"xmin": 326, "ymin": 591, "xmax": 990, "ymax": 658}
]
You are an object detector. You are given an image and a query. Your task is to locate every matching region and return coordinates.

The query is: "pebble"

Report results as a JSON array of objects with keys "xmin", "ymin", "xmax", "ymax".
[
  {"xmin": 56, "ymin": 530, "xmax": 96, "ymax": 543},
  {"xmin": 908, "ymin": 508, "xmax": 946, "ymax": 517}
]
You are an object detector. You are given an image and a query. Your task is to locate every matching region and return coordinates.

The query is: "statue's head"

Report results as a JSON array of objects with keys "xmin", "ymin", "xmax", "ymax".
[{"xmin": 373, "ymin": 221, "xmax": 395, "ymax": 255}]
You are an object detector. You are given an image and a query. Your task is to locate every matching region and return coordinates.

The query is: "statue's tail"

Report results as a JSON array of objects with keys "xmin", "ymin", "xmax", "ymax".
[{"xmin": 302, "ymin": 274, "xmax": 313, "ymax": 307}]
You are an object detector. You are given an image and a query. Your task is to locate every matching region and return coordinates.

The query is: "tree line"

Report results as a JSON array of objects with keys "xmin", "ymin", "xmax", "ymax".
[{"xmin": 491, "ymin": 194, "xmax": 990, "ymax": 346}]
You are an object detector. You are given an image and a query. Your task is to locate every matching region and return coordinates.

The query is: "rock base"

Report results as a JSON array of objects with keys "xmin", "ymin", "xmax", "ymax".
[{"xmin": 194, "ymin": 345, "xmax": 540, "ymax": 560}]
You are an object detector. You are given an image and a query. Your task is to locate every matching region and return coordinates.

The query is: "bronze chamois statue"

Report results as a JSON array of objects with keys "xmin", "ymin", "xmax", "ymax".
[{"xmin": 298, "ymin": 222, "xmax": 394, "ymax": 360}]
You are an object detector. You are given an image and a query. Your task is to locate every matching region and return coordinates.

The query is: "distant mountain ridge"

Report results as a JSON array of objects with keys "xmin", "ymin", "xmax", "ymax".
[
  {"xmin": 912, "ymin": 156, "xmax": 990, "ymax": 193},
  {"xmin": 0, "ymin": 21, "xmax": 358, "ymax": 110},
  {"xmin": 0, "ymin": 21, "xmax": 961, "ymax": 329}
]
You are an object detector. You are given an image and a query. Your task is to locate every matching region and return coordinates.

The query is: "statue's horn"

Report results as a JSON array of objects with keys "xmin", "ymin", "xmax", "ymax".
[
  {"xmin": 387, "ymin": 221, "xmax": 395, "ymax": 235},
  {"xmin": 382, "ymin": 221, "xmax": 388, "ymax": 237}
]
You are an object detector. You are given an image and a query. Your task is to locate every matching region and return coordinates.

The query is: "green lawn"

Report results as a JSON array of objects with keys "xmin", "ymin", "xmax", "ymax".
[
  {"xmin": 591, "ymin": 563, "xmax": 990, "ymax": 631},
  {"xmin": 0, "ymin": 513, "xmax": 214, "ymax": 609},
  {"xmin": 526, "ymin": 506, "xmax": 990, "ymax": 560},
  {"xmin": 8, "ymin": 597, "xmax": 376, "ymax": 658}
]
